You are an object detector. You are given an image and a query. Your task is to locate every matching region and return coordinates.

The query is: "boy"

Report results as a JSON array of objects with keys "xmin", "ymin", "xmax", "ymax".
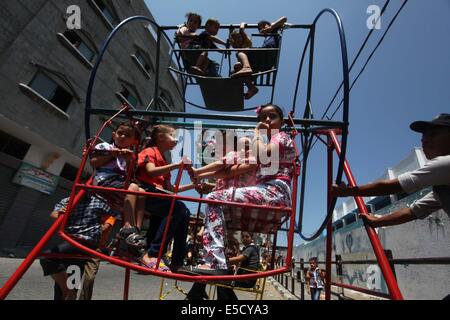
[
  {"xmin": 191, "ymin": 18, "xmax": 227, "ymax": 76},
  {"xmin": 40, "ymin": 195, "xmax": 116, "ymax": 300},
  {"xmin": 305, "ymin": 257, "xmax": 325, "ymax": 300}
]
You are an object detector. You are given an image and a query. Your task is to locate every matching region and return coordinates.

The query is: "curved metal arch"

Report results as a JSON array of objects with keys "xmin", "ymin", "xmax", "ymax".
[
  {"xmin": 296, "ymin": 8, "xmax": 350, "ymax": 241},
  {"xmin": 85, "ymin": 16, "xmax": 184, "ymax": 140}
]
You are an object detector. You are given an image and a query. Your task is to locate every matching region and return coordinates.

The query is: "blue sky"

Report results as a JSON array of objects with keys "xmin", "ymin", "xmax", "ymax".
[{"xmin": 143, "ymin": 0, "xmax": 450, "ymax": 246}]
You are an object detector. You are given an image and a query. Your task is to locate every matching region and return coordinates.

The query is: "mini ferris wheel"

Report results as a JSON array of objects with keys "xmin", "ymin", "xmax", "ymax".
[{"xmin": 0, "ymin": 9, "xmax": 404, "ymax": 301}]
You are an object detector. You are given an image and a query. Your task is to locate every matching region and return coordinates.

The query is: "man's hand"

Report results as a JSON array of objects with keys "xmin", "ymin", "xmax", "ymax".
[
  {"xmin": 330, "ymin": 182, "xmax": 353, "ymax": 197},
  {"xmin": 360, "ymin": 213, "xmax": 381, "ymax": 228}
]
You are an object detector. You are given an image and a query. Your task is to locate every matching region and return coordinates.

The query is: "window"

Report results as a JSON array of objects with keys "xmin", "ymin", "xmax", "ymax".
[
  {"xmin": 332, "ymin": 220, "xmax": 344, "ymax": 231},
  {"xmin": 29, "ymin": 72, "xmax": 73, "ymax": 112},
  {"xmin": 60, "ymin": 163, "xmax": 90, "ymax": 181},
  {"xmin": 396, "ymin": 191, "xmax": 411, "ymax": 201},
  {"xmin": 368, "ymin": 195, "xmax": 392, "ymax": 212},
  {"xmin": 132, "ymin": 50, "xmax": 153, "ymax": 78},
  {"xmin": 120, "ymin": 88, "xmax": 138, "ymax": 108},
  {"xmin": 159, "ymin": 90, "xmax": 174, "ymax": 110},
  {"xmin": 59, "ymin": 163, "xmax": 78, "ymax": 181},
  {"xmin": 147, "ymin": 24, "xmax": 158, "ymax": 41},
  {"xmin": 343, "ymin": 213, "xmax": 357, "ymax": 226},
  {"xmin": 0, "ymin": 130, "xmax": 30, "ymax": 160},
  {"xmin": 92, "ymin": 0, "xmax": 119, "ymax": 27},
  {"xmin": 62, "ymin": 30, "xmax": 95, "ymax": 62}
]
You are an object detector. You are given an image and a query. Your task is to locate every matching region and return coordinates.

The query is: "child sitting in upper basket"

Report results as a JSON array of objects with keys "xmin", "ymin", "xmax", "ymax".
[
  {"xmin": 190, "ymin": 18, "xmax": 227, "ymax": 76},
  {"xmin": 175, "ymin": 12, "xmax": 203, "ymax": 72},
  {"xmin": 90, "ymin": 122, "xmax": 147, "ymax": 255},
  {"xmin": 229, "ymin": 23, "xmax": 259, "ymax": 100}
]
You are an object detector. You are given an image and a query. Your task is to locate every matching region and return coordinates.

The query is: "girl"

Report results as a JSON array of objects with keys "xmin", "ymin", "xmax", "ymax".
[
  {"xmin": 191, "ymin": 136, "xmax": 257, "ymax": 192},
  {"xmin": 90, "ymin": 122, "xmax": 147, "ymax": 253},
  {"xmin": 175, "ymin": 12, "xmax": 202, "ymax": 70},
  {"xmin": 137, "ymin": 125, "xmax": 195, "ymax": 272},
  {"xmin": 183, "ymin": 104, "xmax": 295, "ymax": 275},
  {"xmin": 229, "ymin": 22, "xmax": 258, "ymax": 100}
]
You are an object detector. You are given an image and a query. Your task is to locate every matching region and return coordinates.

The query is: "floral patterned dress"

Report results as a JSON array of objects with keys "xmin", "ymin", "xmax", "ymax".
[{"xmin": 202, "ymin": 132, "xmax": 296, "ymax": 269}]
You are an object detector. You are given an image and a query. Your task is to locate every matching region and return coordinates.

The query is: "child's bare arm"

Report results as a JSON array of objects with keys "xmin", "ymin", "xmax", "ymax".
[
  {"xmin": 90, "ymin": 149, "xmax": 133, "ymax": 169},
  {"xmin": 90, "ymin": 152, "xmax": 115, "ymax": 169},
  {"xmin": 144, "ymin": 161, "xmax": 180, "ymax": 178},
  {"xmin": 209, "ymin": 163, "xmax": 258, "ymax": 179},
  {"xmin": 262, "ymin": 16, "xmax": 288, "ymax": 34},
  {"xmin": 164, "ymin": 179, "xmax": 195, "ymax": 193},
  {"xmin": 210, "ymin": 35, "xmax": 227, "ymax": 46},
  {"xmin": 194, "ymin": 160, "xmax": 225, "ymax": 176}
]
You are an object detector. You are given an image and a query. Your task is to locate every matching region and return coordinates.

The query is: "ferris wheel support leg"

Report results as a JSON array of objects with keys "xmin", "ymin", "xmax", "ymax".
[
  {"xmin": 329, "ymin": 130, "xmax": 404, "ymax": 300},
  {"xmin": 325, "ymin": 137, "xmax": 334, "ymax": 300},
  {"xmin": 0, "ymin": 214, "xmax": 65, "ymax": 300},
  {"xmin": 123, "ymin": 268, "xmax": 131, "ymax": 300}
]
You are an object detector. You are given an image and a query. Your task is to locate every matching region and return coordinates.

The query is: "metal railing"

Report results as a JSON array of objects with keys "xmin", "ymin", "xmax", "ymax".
[{"xmin": 272, "ymin": 255, "xmax": 450, "ymax": 300}]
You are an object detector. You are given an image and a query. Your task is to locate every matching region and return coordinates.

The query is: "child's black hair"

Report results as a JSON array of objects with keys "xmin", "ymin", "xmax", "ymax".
[
  {"xmin": 257, "ymin": 20, "xmax": 271, "ymax": 30},
  {"xmin": 185, "ymin": 12, "xmax": 202, "ymax": 26},
  {"xmin": 256, "ymin": 103, "xmax": 284, "ymax": 122},
  {"xmin": 116, "ymin": 122, "xmax": 140, "ymax": 140}
]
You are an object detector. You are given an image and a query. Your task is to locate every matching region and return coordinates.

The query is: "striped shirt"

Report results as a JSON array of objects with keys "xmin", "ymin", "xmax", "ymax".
[{"xmin": 55, "ymin": 196, "xmax": 116, "ymax": 244}]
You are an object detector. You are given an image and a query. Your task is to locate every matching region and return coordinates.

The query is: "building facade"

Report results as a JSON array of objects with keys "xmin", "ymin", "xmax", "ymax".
[{"xmin": 0, "ymin": 0, "xmax": 183, "ymax": 256}]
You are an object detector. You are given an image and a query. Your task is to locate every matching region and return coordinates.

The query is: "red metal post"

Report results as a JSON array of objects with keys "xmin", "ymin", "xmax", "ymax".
[
  {"xmin": 284, "ymin": 162, "xmax": 299, "ymax": 269},
  {"xmin": 328, "ymin": 130, "xmax": 403, "ymax": 300},
  {"xmin": 155, "ymin": 161, "xmax": 185, "ymax": 269},
  {"xmin": 123, "ymin": 268, "xmax": 130, "ymax": 300},
  {"xmin": 325, "ymin": 135, "xmax": 333, "ymax": 300}
]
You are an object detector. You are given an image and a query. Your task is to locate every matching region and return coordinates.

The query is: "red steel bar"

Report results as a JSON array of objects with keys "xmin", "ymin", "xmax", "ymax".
[
  {"xmin": 59, "ymin": 231, "xmax": 289, "ymax": 282},
  {"xmin": 155, "ymin": 161, "xmax": 185, "ymax": 270},
  {"xmin": 328, "ymin": 130, "xmax": 403, "ymax": 300},
  {"xmin": 123, "ymin": 268, "xmax": 130, "ymax": 300},
  {"xmin": 76, "ymin": 184, "xmax": 292, "ymax": 212},
  {"xmin": 284, "ymin": 164, "xmax": 299, "ymax": 269},
  {"xmin": 0, "ymin": 190, "xmax": 86, "ymax": 300},
  {"xmin": 325, "ymin": 135, "xmax": 333, "ymax": 300}
]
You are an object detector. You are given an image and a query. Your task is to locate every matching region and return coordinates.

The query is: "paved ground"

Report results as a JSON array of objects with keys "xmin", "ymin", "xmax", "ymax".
[{"xmin": 0, "ymin": 258, "xmax": 285, "ymax": 300}]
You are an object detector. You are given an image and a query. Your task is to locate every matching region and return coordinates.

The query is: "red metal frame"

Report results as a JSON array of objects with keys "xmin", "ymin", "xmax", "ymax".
[
  {"xmin": 0, "ymin": 110, "xmax": 405, "ymax": 300},
  {"xmin": 326, "ymin": 130, "xmax": 403, "ymax": 300},
  {"xmin": 0, "ymin": 109, "xmax": 298, "ymax": 300}
]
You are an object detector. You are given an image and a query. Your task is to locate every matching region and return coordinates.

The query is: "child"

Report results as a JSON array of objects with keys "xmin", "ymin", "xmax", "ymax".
[
  {"xmin": 136, "ymin": 125, "xmax": 195, "ymax": 272},
  {"xmin": 40, "ymin": 195, "xmax": 116, "ymax": 300},
  {"xmin": 190, "ymin": 18, "xmax": 227, "ymax": 76},
  {"xmin": 89, "ymin": 122, "xmax": 146, "ymax": 254},
  {"xmin": 78, "ymin": 214, "xmax": 116, "ymax": 300},
  {"xmin": 175, "ymin": 12, "xmax": 203, "ymax": 71},
  {"xmin": 229, "ymin": 23, "xmax": 259, "ymax": 100},
  {"xmin": 186, "ymin": 231, "xmax": 260, "ymax": 300},
  {"xmin": 183, "ymin": 103, "xmax": 296, "ymax": 275},
  {"xmin": 257, "ymin": 16, "xmax": 288, "ymax": 49},
  {"xmin": 305, "ymin": 257, "xmax": 325, "ymax": 300},
  {"xmin": 191, "ymin": 136, "xmax": 257, "ymax": 192}
]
